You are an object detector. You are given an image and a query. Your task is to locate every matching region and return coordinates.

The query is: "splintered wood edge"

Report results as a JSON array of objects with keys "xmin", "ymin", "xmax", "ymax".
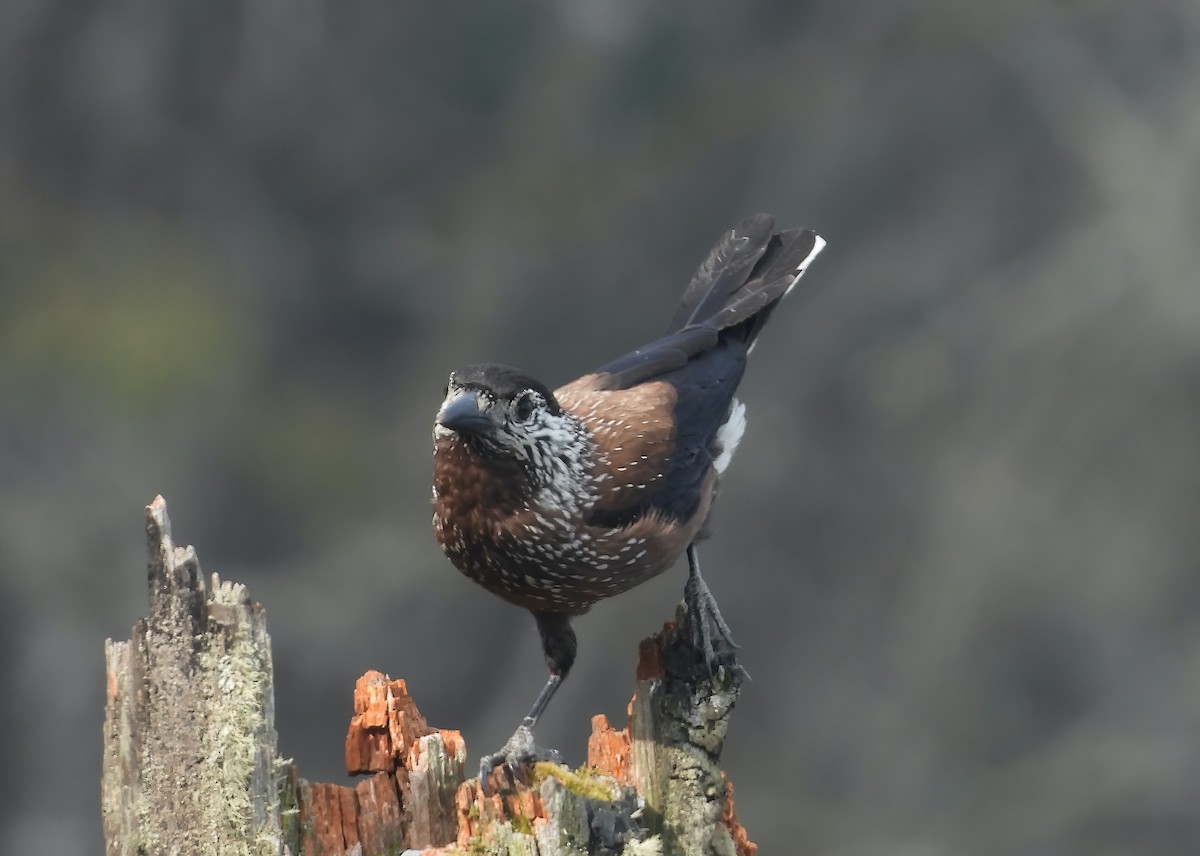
[{"xmin": 104, "ymin": 495, "xmax": 289, "ymax": 856}]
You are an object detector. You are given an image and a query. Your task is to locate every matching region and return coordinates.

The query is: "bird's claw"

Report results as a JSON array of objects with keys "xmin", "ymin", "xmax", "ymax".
[
  {"xmin": 478, "ymin": 722, "xmax": 563, "ymax": 795},
  {"xmin": 684, "ymin": 570, "xmax": 749, "ymax": 681}
]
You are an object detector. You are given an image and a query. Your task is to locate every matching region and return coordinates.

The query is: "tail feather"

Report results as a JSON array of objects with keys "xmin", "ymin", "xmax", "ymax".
[
  {"xmin": 666, "ymin": 214, "xmax": 777, "ymax": 335},
  {"xmin": 582, "ymin": 215, "xmax": 824, "ymax": 391},
  {"xmin": 713, "ymin": 227, "xmax": 825, "ymax": 348}
]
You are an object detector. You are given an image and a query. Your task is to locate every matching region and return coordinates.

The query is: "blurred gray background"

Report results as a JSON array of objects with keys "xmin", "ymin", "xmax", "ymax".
[{"xmin": 2, "ymin": 1, "xmax": 1198, "ymax": 853}]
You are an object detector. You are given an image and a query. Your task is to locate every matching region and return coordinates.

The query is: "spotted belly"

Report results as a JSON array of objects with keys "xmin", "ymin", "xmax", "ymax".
[{"xmin": 434, "ymin": 512, "xmax": 675, "ymax": 615}]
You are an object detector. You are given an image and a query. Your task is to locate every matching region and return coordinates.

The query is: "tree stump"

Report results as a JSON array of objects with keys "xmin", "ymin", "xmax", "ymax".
[
  {"xmin": 102, "ymin": 496, "xmax": 288, "ymax": 855},
  {"xmin": 102, "ymin": 497, "xmax": 757, "ymax": 855}
]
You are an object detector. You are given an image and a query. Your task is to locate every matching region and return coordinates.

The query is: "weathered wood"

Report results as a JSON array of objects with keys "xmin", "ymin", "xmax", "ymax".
[
  {"xmin": 102, "ymin": 496, "xmax": 757, "ymax": 855},
  {"xmin": 102, "ymin": 496, "xmax": 290, "ymax": 856},
  {"xmin": 627, "ymin": 608, "xmax": 751, "ymax": 856},
  {"xmin": 584, "ymin": 610, "xmax": 756, "ymax": 856},
  {"xmin": 368, "ymin": 609, "xmax": 754, "ymax": 855}
]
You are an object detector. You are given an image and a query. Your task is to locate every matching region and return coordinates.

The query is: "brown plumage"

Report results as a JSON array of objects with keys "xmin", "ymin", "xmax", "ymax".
[
  {"xmin": 431, "ymin": 214, "xmax": 825, "ymax": 787},
  {"xmin": 433, "ymin": 379, "xmax": 703, "ymax": 614}
]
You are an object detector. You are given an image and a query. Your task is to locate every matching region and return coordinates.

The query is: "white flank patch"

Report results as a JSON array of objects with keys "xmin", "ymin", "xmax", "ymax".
[{"xmin": 713, "ymin": 399, "xmax": 747, "ymax": 474}]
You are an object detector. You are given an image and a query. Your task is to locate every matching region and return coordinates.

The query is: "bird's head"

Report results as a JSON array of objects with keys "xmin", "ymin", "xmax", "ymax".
[{"xmin": 434, "ymin": 363, "xmax": 572, "ymax": 462}]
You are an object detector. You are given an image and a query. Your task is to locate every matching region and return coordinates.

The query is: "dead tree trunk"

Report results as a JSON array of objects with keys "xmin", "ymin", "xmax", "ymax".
[
  {"xmin": 102, "ymin": 496, "xmax": 757, "ymax": 855},
  {"xmin": 102, "ymin": 496, "xmax": 288, "ymax": 855}
]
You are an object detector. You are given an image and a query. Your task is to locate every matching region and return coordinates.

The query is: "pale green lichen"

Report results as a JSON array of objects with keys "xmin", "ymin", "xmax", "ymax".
[
  {"xmin": 531, "ymin": 761, "xmax": 619, "ymax": 801},
  {"xmin": 453, "ymin": 820, "xmax": 538, "ymax": 856},
  {"xmin": 193, "ymin": 574, "xmax": 285, "ymax": 855},
  {"xmin": 621, "ymin": 835, "xmax": 664, "ymax": 855}
]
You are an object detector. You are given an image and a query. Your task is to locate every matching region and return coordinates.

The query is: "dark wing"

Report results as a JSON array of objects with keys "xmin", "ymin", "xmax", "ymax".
[
  {"xmin": 564, "ymin": 338, "xmax": 747, "ymax": 530},
  {"xmin": 629, "ymin": 340, "xmax": 748, "ymax": 523},
  {"xmin": 580, "ymin": 326, "xmax": 718, "ymax": 391},
  {"xmin": 579, "ymin": 216, "xmax": 822, "ymax": 392},
  {"xmin": 560, "ymin": 215, "xmax": 823, "ymax": 530}
]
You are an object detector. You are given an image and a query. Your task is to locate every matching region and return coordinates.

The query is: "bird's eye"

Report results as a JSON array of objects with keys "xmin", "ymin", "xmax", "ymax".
[{"xmin": 513, "ymin": 392, "xmax": 537, "ymax": 422}]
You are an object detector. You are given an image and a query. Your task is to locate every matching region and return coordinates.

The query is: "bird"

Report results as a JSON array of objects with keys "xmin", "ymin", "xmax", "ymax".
[{"xmin": 431, "ymin": 213, "xmax": 825, "ymax": 787}]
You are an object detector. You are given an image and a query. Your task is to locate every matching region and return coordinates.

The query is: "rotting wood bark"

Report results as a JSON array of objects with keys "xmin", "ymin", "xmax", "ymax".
[{"xmin": 102, "ymin": 496, "xmax": 757, "ymax": 855}]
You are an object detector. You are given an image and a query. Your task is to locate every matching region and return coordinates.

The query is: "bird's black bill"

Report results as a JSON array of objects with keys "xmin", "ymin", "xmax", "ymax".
[{"xmin": 436, "ymin": 390, "xmax": 494, "ymax": 434}]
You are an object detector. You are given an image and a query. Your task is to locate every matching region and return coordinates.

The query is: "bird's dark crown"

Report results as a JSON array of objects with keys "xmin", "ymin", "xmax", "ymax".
[{"xmin": 450, "ymin": 363, "xmax": 562, "ymax": 414}]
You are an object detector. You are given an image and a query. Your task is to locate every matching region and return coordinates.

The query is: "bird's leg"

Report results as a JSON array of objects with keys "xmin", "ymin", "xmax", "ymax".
[
  {"xmin": 479, "ymin": 612, "xmax": 575, "ymax": 791},
  {"xmin": 683, "ymin": 543, "xmax": 746, "ymax": 677}
]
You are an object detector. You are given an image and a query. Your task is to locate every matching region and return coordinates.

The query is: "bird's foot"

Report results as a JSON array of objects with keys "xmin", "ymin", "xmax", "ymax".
[
  {"xmin": 478, "ymin": 720, "xmax": 563, "ymax": 795},
  {"xmin": 683, "ymin": 569, "xmax": 749, "ymax": 681}
]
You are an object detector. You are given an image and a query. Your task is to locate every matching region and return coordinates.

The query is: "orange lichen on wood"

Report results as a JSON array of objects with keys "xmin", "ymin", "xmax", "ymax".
[
  {"xmin": 404, "ymin": 730, "xmax": 466, "ymax": 849},
  {"xmin": 721, "ymin": 773, "xmax": 758, "ymax": 856},
  {"xmin": 406, "ymin": 726, "xmax": 464, "ymax": 771},
  {"xmin": 354, "ymin": 772, "xmax": 406, "ymax": 854},
  {"xmin": 437, "ymin": 727, "xmax": 465, "ymax": 762},
  {"xmin": 298, "ymin": 780, "xmax": 358, "ymax": 856},
  {"xmin": 295, "ymin": 773, "xmax": 406, "ymax": 856},
  {"xmin": 454, "ymin": 780, "xmax": 485, "ymax": 844},
  {"xmin": 636, "ymin": 627, "xmax": 667, "ymax": 682},
  {"xmin": 300, "ymin": 671, "xmax": 467, "ymax": 854},
  {"xmin": 453, "ymin": 773, "xmax": 547, "ymax": 848},
  {"xmin": 587, "ymin": 710, "xmax": 634, "ymax": 786},
  {"xmin": 345, "ymin": 670, "xmax": 434, "ymax": 774},
  {"xmin": 315, "ymin": 642, "xmax": 749, "ymax": 855}
]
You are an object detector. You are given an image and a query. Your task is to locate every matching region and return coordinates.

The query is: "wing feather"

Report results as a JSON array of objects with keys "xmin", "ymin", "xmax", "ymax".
[{"xmin": 556, "ymin": 216, "xmax": 825, "ymax": 531}]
